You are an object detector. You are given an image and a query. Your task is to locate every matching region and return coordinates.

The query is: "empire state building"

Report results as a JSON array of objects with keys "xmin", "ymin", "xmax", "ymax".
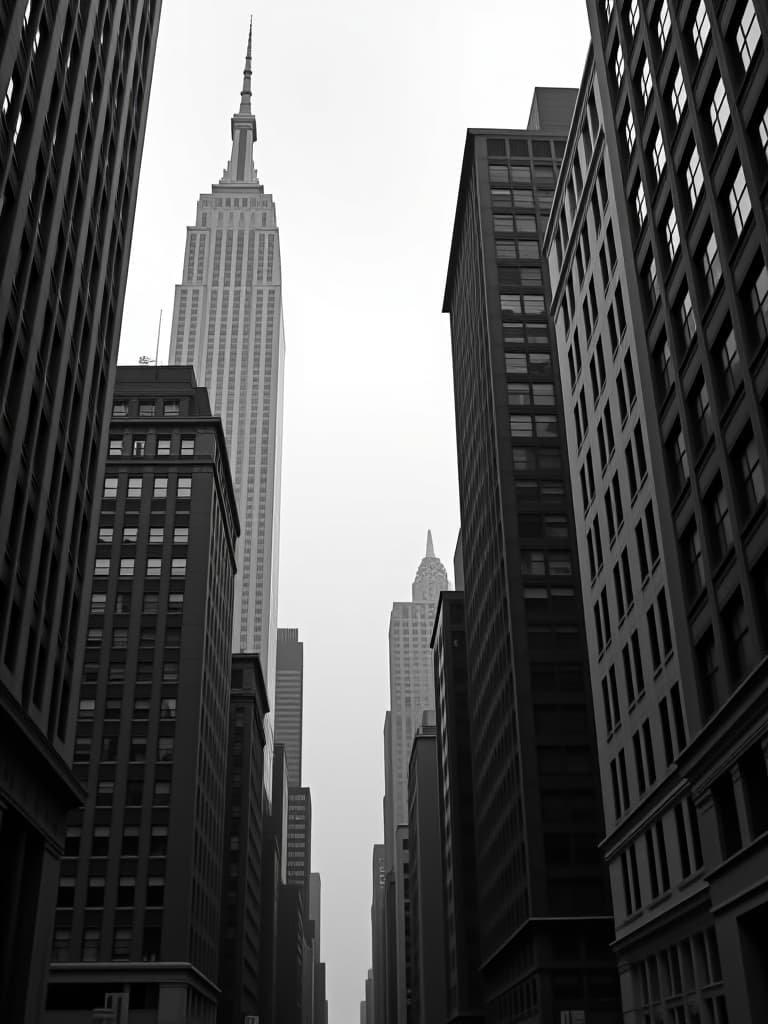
[{"xmin": 169, "ymin": 24, "xmax": 285, "ymax": 768}]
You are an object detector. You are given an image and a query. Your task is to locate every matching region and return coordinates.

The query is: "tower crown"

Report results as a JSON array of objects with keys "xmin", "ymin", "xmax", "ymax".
[
  {"xmin": 412, "ymin": 530, "xmax": 449, "ymax": 603},
  {"xmin": 220, "ymin": 19, "xmax": 260, "ymax": 185}
]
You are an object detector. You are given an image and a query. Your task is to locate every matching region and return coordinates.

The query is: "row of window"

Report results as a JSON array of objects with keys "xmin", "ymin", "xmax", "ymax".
[
  {"xmin": 98, "ymin": 524, "xmax": 188, "ymax": 545},
  {"xmin": 103, "ymin": 476, "xmax": 193, "ymax": 499},
  {"xmin": 90, "ymin": 591, "xmax": 183, "ymax": 616},
  {"xmin": 75, "ymin": 733, "xmax": 175, "ymax": 765},
  {"xmin": 58, "ymin": 874, "xmax": 165, "ymax": 911},
  {"xmin": 113, "ymin": 399, "xmax": 183, "ymax": 417},
  {"xmin": 94, "ymin": 556, "xmax": 187, "ymax": 578},
  {"xmin": 110, "ymin": 435, "xmax": 195, "ymax": 457}
]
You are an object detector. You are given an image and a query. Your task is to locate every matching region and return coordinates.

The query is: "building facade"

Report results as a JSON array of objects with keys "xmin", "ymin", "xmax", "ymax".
[
  {"xmin": 407, "ymin": 713, "xmax": 447, "ymax": 1024},
  {"xmin": 431, "ymin": 591, "xmax": 483, "ymax": 1024},
  {"xmin": 0, "ymin": 3, "xmax": 161, "ymax": 1019},
  {"xmin": 169, "ymin": 24, "xmax": 285, "ymax": 784},
  {"xmin": 286, "ymin": 786, "xmax": 312, "ymax": 907},
  {"xmin": 370, "ymin": 844, "xmax": 386, "ymax": 1024},
  {"xmin": 546, "ymin": 5, "xmax": 768, "ymax": 1019},
  {"xmin": 45, "ymin": 367, "xmax": 239, "ymax": 1024},
  {"xmin": 443, "ymin": 93, "xmax": 621, "ymax": 1023},
  {"xmin": 219, "ymin": 653, "xmax": 270, "ymax": 1024},
  {"xmin": 275, "ymin": 627, "xmax": 304, "ymax": 787}
]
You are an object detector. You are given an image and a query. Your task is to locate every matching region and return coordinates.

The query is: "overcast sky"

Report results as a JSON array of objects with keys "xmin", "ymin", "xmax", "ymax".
[{"xmin": 119, "ymin": 1, "xmax": 590, "ymax": 1019}]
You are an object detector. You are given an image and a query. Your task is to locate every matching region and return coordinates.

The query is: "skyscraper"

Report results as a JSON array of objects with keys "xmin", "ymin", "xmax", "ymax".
[
  {"xmin": 387, "ymin": 531, "xmax": 449, "ymax": 832},
  {"xmin": 169, "ymin": 23, "xmax": 285, "ymax": 783},
  {"xmin": 0, "ymin": 3, "xmax": 161, "ymax": 1019},
  {"xmin": 275, "ymin": 627, "xmax": 304, "ymax": 786},
  {"xmin": 47, "ymin": 367, "xmax": 239, "ymax": 1023},
  {"xmin": 546, "ymin": 5, "xmax": 768, "ymax": 1018},
  {"xmin": 443, "ymin": 93, "xmax": 620, "ymax": 1022}
]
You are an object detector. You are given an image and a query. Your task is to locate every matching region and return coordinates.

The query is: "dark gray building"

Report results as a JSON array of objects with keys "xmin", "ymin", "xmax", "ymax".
[
  {"xmin": 370, "ymin": 844, "xmax": 386, "ymax": 1024},
  {"xmin": 407, "ymin": 713, "xmax": 447, "ymax": 1024},
  {"xmin": 287, "ymin": 786, "xmax": 312, "ymax": 908},
  {"xmin": 0, "ymin": 3, "xmax": 161, "ymax": 1019},
  {"xmin": 260, "ymin": 744, "xmax": 289, "ymax": 1024},
  {"xmin": 443, "ymin": 91, "xmax": 620, "ymax": 1022},
  {"xmin": 431, "ymin": 591, "xmax": 483, "ymax": 1024},
  {"xmin": 219, "ymin": 653, "xmax": 270, "ymax": 1024},
  {"xmin": 45, "ymin": 367, "xmax": 239, "ymax": 1023},
  {"xmin": 546, "ymin": 4, "xmax": 768, "ymax": 1020},
  {"xmin": 275, "ymin": 628, "xmax": 304, "ymax": 787}
]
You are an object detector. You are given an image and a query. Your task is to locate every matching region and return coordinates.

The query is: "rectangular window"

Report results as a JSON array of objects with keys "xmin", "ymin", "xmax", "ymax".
[
  {"xmin": 153, "ymin": 477, "xmax": 168, "ymax": 498},
  {"xmin": 163, "ymin": 401, "xmax": 180, "ymax": 416},
  {"xmin": 103, "ymin": 477, "xmax": 118, "ymax": 498},
  {"xmin": 171, "ymin": 558, "xmax": 186, "ymax": 578},
  {"xmin": 180, "ymin": 438, "xmax": 195, "ymax": 456},
  {"xmin": 127, "ymin": 477, "xmax": 142, "ymax": 499},
  {"xmin": 157, "ymin": 437, "xmax": 171, "ymax": 456},
  {"xmin": 177, "ymin": 477, "xmax": 192, "ymax": 498}
]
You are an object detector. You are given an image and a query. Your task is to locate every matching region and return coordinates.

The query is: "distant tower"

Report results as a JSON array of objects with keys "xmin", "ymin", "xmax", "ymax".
[
  {"xmin": 387, "ymin": 532, "xmax": 449, "ymax": 831},
  {"xmin": 275, "ymin": 628, "xmax": 304, "ymax": 786},
  {"xmin": 169, "ymin": 22, "xmax": 285, "ymax": 788}
]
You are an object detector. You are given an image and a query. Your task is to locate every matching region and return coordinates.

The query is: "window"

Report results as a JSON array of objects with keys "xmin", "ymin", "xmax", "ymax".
[
  {"xmin": 177, "ymin": 477, "xmax": 192, "ymax": 498},
  {"xmin": 149, "ymin": 526, "xmax": 164, "ymax": 544},
  {"xmin": 747, "ymin": 263, "xmax": 768, "ymax": 345},
  {"xmin": 640, "ymin": 57, "xmax": 653, "ymax": 105},
  {"xmin": 646, "ymin": 257, "xmax": 660, "ymax": 305},
  {"xmin": 760, "ymin": 106, "xmax": 768, "ymax": 161},
  {"xmin": 670, "ymin": 66, "xmax": 687, "ymax": 123},
  {"xmin": 657, "ymin": 0, "xmax": 671, "ymax": 48},
  {"xmin": 127, "ymin": 477, "xmax": 142, "ymax": 499},
  {"xmin": 655, "ymin": 337, "xmax": 673, "ymax": 396},
  {"xmin": 168, "ymin": 591, "xmax": 184, "ymax": 612},
  {"xmin": 615, "ymin": 43, "xmax": 625, "ymax": 84},
  {"xmin": 651, "ymin": 129, "xmax": 666, "ymax": 179},
  {"xmin": 146, "ymin": 876, "xmax": 165, "ymax": 906},
  {"xmin": 701, "ymin": 231, "xmax": 721, "ymax": 296},
  {"xmin": 735, "ymin": 434, "xmax": 766, "ymax": 514},
  {"xmin": 171, "ymin": 558, "xmax": 186, "ymax": 578},
  {"xmin": 668, "ymin": 424, "xmax": 690, "ymax": 492},
  {"xmin": 113, "ymin": 401, "xmax": 129, "ymax": 417},
  {"xmin": 163, "ymin": 400, "xmax": 180, "ymax": 416},
  {"xmin": 635, "ymin": 181, "xmax": 647, "ymax": 226},
  {"xmin": 103, "ymin": 477, "xmax": 118, "ymax": 498},
  {"xmin": 94, "ymin": 558, "xmax": 110, "ymax": 577},
  {"xmin": 723, "ymin": 592, "xmax": 750, "ymax": 681},
  {"xmin": 728, "ymin": 165, "xmax": 751, "ymax": 235},
  {"xmin": 679, "ymin": 288, "xmax": 696, "ymax": 346},
  {"xmin": 132, "ymin": 437, "xmax": 146, "ymax": 456},
  {"xmin": 139, "ymin": 402, "xmax": 154, "ymax": 417},
  {"xmin": 689, "ymin": 375, "xmax": 713, "ymax": 449},
  {"xmin": 82, "ymin": 927, "xmax": 101, "ymax": 959},
  {"xmin": 707, "ymin": 482, "xmax": 733, "ymax": 561},
  {"xmin": 625, "ymin": 108, "xmax": 636, "ymax": 151},
  {"xmin": 108, "ymin": 437, "xmax": 122, "ymax": 456},
  {"xmin": 628, "ymin": 0, "xmax": 639, "ymax": 34},
  {"xmin": 147, "ymin": 557, "xmax": 162, "ymax": 577},
  {"xmin": 119, "ymin": 558, "xmax": 134, "ymax": 577},
  {"xmin": 736, "ymin": 1, "xmax": 761, "ymax": 70},
  {"xmin": 122, "ymin": 526, "xmax": 137, "ymax": 543},
  {"xmin": 181, "ymin": 437, "xmax": 195, "ymax": 456},
  {"xmin": 682, "ymin": 522, "xmax": 705, "ymax": 595},
  {"xmin": 692, "ymin": 0, "xmax": 711, "ymax": 56},
  {"xmin": 157, "ymin": 736, "xmax": 174, "ymax": 762},
  {"xmin": 665, "ymin": 208, "xmax": 680, "ymax": 259},
  {"xmin": 153, "ymin": 477, "xmax": 168, "ymax": 498},
  {"xmin": 710, "ymin": 78, "xmax": 730, "ymax": 145},
  {"xmin": 686, "ymin": 146, "xmax": 704, "ymax": 206},
  {"xmin": 173, "ymin": 526, "xmax": 189, "ymax": 544},
  {"xmin": 717, "ymin": 327, "xmax": 741, "ymax": 401},
  {"xmin": 150, "ymin": 826, "xmax": 169, "ymax": 856}
]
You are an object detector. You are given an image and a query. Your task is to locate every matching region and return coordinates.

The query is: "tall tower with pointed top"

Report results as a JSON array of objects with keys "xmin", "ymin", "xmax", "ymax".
[{"xmin": 169, "ymin": 24, "xmax": 285, "ymax": 787}]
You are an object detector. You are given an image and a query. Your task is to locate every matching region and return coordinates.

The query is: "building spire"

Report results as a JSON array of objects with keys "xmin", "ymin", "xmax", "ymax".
[
  {"xmin": 220, "ymin": 19, "xmax": 260, "ymax": 186},
  {"xmin": 426, "ymin": 529, "xmax": 434, "ymax": 558},
  {"xmin": 239, "ymin": 17, "xmax": 253, "ymax": 115}
]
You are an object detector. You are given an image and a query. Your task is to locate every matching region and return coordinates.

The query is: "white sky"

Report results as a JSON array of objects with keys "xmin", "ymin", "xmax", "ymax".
[{"xmin": 119, "ymin": 2, "xmax": 590, "ymax": 1019}]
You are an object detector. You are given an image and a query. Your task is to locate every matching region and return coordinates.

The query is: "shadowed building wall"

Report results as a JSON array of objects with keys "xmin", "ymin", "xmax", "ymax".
[{"xmin": 0, "ymin": 3, "xmax": 161, "ymax": 1019}]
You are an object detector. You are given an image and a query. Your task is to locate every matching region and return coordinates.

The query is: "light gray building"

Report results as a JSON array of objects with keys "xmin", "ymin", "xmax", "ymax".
[
  {"xmin": 169, "ymin": 24, "xmax": 285, "ymax": 787},
  {"xmin": 275, "ymin": 628, "xmax": 304, "ymax": 786}
]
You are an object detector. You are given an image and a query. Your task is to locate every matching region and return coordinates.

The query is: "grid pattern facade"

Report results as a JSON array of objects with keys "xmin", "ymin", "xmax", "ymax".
[
  {"xmin": 47, "ymin": 369, "xmax": 238, "ymax": 1024},
  {"xmin": 431, "ymin": 592, "xmax": 483, "ymax": 1022},
  {"xmin": 0, "ymin": 2, "xmax": 160, "ymax": 1018},
  {"xmin": 286, "ymin": 786, "xmax": 311, "ymax": 904},
  {"xmin": 547, "ymin": 3, "xmax": 768, "ymax": 1019},
  {"xmin": 443, "ymin": 118, "xmax": 619, "ymax": 1023},
  {"xmin": 275, "ymin": 627, "xmax": 303, "ymax": 787},
  {"xmin": 219, "ymin": 654, "xmax": 269, "ymax": 1024},
  {"xmin": 169, "ymin": 32, "xmax": 285, "ymax": 791}
]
